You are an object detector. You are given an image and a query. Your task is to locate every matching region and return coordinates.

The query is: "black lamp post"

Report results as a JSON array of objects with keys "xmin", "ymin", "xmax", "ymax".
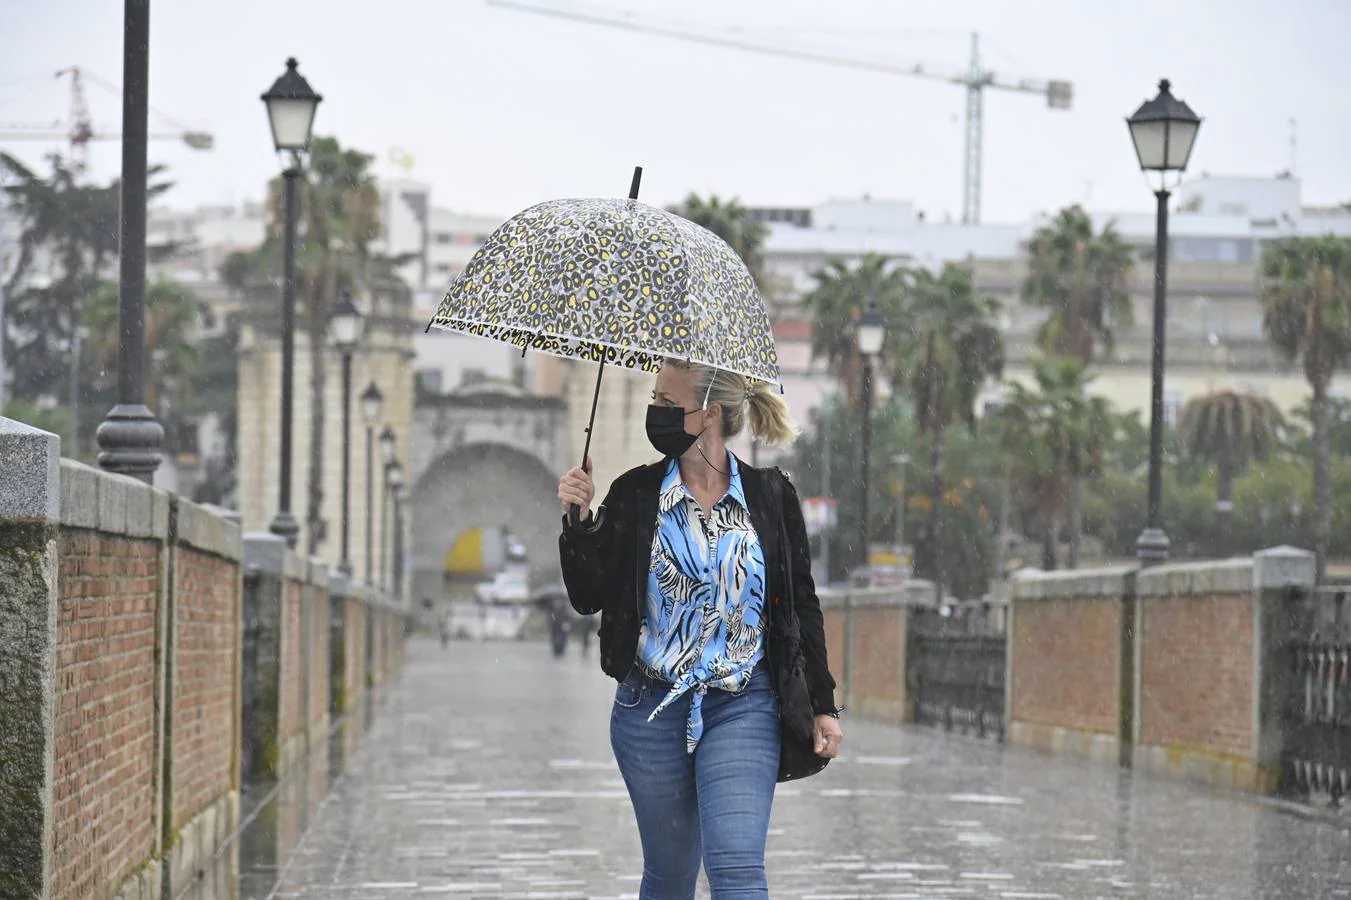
[
  {"xmin": 378, "ymin": 426, "xmax": 397, "ymax": 590},
  {"xmin": 855, "ymin": 299, "xmax": 886, "ymax": 583},
  {"xmin": 261, "ymin": 57, "xmax": 322, "ymax": 547},
  {"xmin": 392, "ymin": 482, "xmax": 409, "ymax": 600},
  {"xmin": 383, "ymin": 457, "xmax": 404, "ymax": 593},
  {"xmin": 361, "ymin": 382, "xmax": 383, "ymax": 584},
  {"xmin": 95, "ymin": 0, "xmax": 164, "ymax": 482},
  {"xmin": 329, "ymin": 292, "xmax": 363, "ymax": 577},
  {"xmin": 1127, "ymin": 79, "xmax": 1202, "ymax": 567}
]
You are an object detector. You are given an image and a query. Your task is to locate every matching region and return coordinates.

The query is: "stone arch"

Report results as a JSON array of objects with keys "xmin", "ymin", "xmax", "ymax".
[{"xmin": 408, "ymin": 441, "xmax": 561, "ymax": 606}]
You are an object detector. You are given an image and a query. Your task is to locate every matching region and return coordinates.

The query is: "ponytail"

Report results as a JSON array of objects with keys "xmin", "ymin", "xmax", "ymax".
[{"xmin": 746, "ymin": 381, "xmax": 799, "ymax": 448}]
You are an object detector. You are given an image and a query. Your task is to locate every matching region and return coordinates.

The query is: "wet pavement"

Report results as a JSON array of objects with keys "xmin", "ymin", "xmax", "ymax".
[{"xmin": 196, "ymin": 638, "xmax": 1351, "ymax": 900}]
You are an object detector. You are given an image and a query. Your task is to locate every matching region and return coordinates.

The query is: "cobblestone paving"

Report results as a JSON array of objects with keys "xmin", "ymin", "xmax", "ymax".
[{"xmin": 226, "ymin": 639, "xmax": 1351, "ymax": 900}]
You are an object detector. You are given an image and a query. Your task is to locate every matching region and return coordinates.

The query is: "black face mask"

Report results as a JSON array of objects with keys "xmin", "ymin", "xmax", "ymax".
[{"xmin": 646, "ymin": 404, "xmax": 703, "ymax": 458}]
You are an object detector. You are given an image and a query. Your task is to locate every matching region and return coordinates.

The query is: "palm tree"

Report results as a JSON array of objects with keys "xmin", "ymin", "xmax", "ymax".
[
  {"xmin": 668, "ymin": 193, "xmax": 768, "ymax": 288},
  {"xmin": 892, "ymin": 263, "xmax": 1003, "ymax": 592},
  {"xmin": 1000, "ymin": 358, "xmax": 1112, "ymax": 570},
  {"xmin": 1023, "ymin": 205, "xmax": 1134, "ymax": 567},
  {"xmin": 1178, "ymin": 390, "xmax": 1284, "ymax": 557},
  {"xmin": 800, "ymin": 253, "xmax": 906, "ymax": 408},
  {"xmin": 1261, "ymin": 235, "xmax": 1351, "ymax": 581},
  {"xmin": 1023, "ymin": 205, "xmax": 1134, "ymax": 362}
]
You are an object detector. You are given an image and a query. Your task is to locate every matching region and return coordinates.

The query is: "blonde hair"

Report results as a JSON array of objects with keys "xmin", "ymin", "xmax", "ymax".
[{"xmin": 667, "ymin": 360, "xmax": 799, "ymax": 448}]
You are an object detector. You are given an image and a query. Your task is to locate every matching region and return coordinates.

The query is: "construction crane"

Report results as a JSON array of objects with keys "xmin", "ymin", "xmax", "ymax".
[
  {"xmin": 0, "ymin": 67, "xmax": 213, "ymax": 172},
  {"xmin": 487, "ymin": 0, "xmax": 1072, "ymax": 225}
]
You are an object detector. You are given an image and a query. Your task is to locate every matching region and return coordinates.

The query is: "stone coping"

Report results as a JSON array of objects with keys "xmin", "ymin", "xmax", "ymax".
[
  {"xmin": 59, "ymin": 459, "xmax": 169, "ymax": 540},
  {"xmin": 241, "ymin": 532, "xmax": 306, "ymax": 581},
  {"xmin": 1136, "ymin": 558, "xmax": 1253, "ymax": 597},
  {"xmin": 55, "ymin": 459, "xmax": 241, "ymax": 558},
  {"xmin": 819, "ymin": 580, "xmax": 937, "ymax": 609},
  {"xmin": 1252, "ymin": 546, "xmax": 1317, "ymax": 590},
  {"xmin": 175, "ymin": 497, "xmax": 242, "ymax": 562},
  {"xmin": 1012, "ymin": 565, "xmax": 1138, "ymax": 601},
  {"xmin": 0, "ymin": 417, "xmax": 60, "ymax": 522},
  {"xmin": 364, "ymin": 593, "xmax": 409, "ymax": 615},
  {"xmin": 1135, "ymin": 546, "xmax": 1316, "ymax": 597},
  {"xmin": 306, "ymin": 557, "xmax": 330, "ymax": 588},
  {"xmin": 328, "ymin": 571, "xmax": 368, "ymax": 601}
]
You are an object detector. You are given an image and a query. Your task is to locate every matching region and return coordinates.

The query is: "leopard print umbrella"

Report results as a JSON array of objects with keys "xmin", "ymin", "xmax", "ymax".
[{"xmin": 426, "ymin": 198, "xmax": 781, "ymax": 386}]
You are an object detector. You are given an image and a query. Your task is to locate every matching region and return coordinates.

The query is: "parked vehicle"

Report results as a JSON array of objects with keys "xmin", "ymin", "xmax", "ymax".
[{"xmin": 475, "ymin": 567, "xmax": 530, "ymax": 604}]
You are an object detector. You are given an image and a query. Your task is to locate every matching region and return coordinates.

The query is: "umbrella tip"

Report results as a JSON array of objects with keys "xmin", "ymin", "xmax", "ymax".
[{"xmin": 628, "ymin": 166, "xmax": 643, "ymax": 200}]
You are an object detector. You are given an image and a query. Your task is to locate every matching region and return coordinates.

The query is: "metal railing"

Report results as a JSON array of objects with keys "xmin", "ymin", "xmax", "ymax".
[
  {"xmin": 1282, "ymin": 586, "xmax": 1351, "ymax": 805},
  {"xmin": 908, "ymin": 602, "xmax": 1007, "ymax": 741}
]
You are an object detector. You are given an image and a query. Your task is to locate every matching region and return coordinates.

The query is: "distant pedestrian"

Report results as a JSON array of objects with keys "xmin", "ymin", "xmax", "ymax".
[{"xmin": 558, "ymin": 361, "xmax": 842, "ymax": 899}]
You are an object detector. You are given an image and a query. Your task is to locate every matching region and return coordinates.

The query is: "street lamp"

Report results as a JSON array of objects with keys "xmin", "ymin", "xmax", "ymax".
[
  {"xmin": 261, "ymin": 57, "xmax": 322, "ymax": 546},
  {"xmin": 377, "ymin": 427, "xmax": 397, "ymax": 588},
  {"xmin": 95, "ymin": 0, "xmax": 164, "ymax": 482},
  {"xmin": 382, "ymin": 458, "xmax": 405, "ymax": 593},
  {"xmin": 892, "ymin": 453, "xmax": 910, "ymax": 574},
  {"xmin": 855, "ymin": 299, "xmax": 886, "ymax": 583},
  {"xmin": 330, "ymin": 291, "xmax": 364, "ymax": 578},
  {"xmin": 393, "ymin": 482, "xmax": 411, "ymax": 601},
  {"xmin": 360, "ymin": 382, "xmax": 383, "ymax": 584},
  {"xmin": 1127, "ymin": 78, "xmax": 1202, "ymax": 566}
]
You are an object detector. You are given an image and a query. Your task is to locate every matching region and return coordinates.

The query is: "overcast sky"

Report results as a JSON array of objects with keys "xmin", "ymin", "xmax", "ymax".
[{"xmin": 2, "ymin": 0, "xmax": 1348, "ymax": 224}]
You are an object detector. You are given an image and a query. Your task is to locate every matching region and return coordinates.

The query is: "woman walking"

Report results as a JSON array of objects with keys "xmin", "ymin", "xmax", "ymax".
[{"xmin": 557, "ymin": 359, "xmax": 842, "ymax": 899}]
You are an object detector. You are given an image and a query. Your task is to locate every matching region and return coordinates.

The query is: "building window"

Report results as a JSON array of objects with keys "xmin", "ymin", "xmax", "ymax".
[{"xmin": 435, "ymin": 232, "xmax": 452, "ymax": 244}]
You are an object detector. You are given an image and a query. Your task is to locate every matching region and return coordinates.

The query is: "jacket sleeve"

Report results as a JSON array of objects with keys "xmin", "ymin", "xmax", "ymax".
[
  {"xmin": 557, "ymin": 477, "xmax": 626, "ymax": 616},
  {"xmin": 781, "ymin": 473, "xmax": 839, "ymax": 717}
]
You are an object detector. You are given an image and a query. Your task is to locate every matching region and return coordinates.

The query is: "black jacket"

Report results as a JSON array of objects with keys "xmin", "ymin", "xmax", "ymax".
[{"xmin": 558, "ymin": 458, "xmax": 838, "ymax": 719}]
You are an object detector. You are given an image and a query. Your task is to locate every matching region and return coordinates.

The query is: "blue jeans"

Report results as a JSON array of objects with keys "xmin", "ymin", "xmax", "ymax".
[{"xmin": 610, "ymin": 664, "xmax": 780, "ymax": 899}]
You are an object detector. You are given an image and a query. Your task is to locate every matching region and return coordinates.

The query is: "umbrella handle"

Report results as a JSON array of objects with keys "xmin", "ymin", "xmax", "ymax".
[{"xmin": 565, "ymin": 165, "xmax": 641, "ymax": 534}]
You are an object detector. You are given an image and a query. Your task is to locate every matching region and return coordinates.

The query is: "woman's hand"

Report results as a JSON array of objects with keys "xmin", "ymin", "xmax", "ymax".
[
  {"xmin": 813, "ymin": 715, "xmax": 843, "ymax": 759},
  {"xmin": 558, "ymin": 457, "xmax": 596, "ymax": 516}
]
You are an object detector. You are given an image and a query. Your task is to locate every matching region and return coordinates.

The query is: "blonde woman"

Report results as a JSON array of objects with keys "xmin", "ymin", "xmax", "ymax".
[{"xmin": 558, "ymin": 359, "xmax": 842, "ymax": 899}]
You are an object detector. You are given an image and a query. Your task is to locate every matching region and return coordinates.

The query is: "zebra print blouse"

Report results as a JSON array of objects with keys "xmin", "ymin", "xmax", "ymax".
[{"xmin": 637, "ymin": 453, "xmax": 768, "ymax": 754}]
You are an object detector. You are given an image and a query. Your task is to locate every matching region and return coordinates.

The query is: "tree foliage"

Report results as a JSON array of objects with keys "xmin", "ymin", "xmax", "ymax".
[
  {"xmin": 667, "ymin": 193, "xmax": 768, "ymax": 289},
  {"xmin": 1260, "ymin": 235, "xmax": 1351, "ymax": 578},
  {"xmin": 799, "ymin": 253, "xmax": 906, "ymax": 408},
  {"xmin": 1023, "ymin": 205, "xmax": 1134, "ymax": 362}
]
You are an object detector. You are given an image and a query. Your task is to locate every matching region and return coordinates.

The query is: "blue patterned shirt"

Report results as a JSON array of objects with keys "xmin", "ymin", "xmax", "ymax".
[{"xmin": 638, "ymin": 453, "xmax": 768, "ymax": 753}]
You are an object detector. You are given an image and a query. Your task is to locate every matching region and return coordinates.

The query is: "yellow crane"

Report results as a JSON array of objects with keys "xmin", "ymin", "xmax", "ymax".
[
  {"xmin": 488, "ymin": 0, "xmax": 1071, "ymax": 224},
  {"xmin": 0, "ymin": 67, "xmax": 213, "ymax": 172}
]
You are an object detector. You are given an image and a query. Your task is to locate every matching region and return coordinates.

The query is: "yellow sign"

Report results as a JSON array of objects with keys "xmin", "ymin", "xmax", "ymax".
[{"xmin": 443, "ymin": 527, "xmax": 484, "ymax": 574}]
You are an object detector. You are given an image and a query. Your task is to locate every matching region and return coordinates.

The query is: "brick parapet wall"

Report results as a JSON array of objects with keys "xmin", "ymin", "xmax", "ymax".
[
  {"xmin": 1007, "ymin": 548, "xmax": 1317, "ymax": 794},
  {"xmin": 2, "ymin": 416, "xmax": 410, "ymax": 900},
  {"xmin": 1008, "ymin": 566, "xmax": 1135, "ymax": 765},
  {"xmin": 818, "ymin": 582, "xmax": 937, "ymax": 721},
  {"xmin": 51, "ymin": 528, "xmax": 161, "ymax": 900},
  {"xmin": 305, "ymin": 574, "xmax": 331, "ymax": 738},
  {"xmin": 0, "ymin": 423, "xmax": 245, "ymax": 900},
  {"xmin": 1131, "ymin": 548, "xmax": 1316, "ymax": 792}
]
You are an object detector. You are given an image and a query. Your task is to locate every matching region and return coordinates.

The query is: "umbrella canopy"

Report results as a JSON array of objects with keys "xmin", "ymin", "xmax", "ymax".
[{"xmin": 427, "ymin": 197, "xmax": 781, "ymax": 385}]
